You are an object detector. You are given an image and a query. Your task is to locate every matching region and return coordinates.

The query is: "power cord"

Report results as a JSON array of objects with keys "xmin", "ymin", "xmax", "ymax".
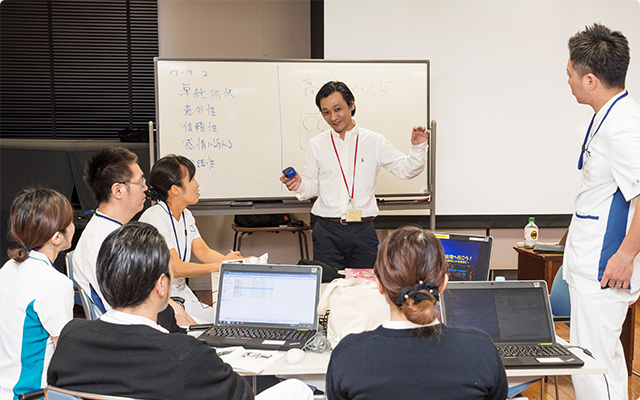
[
  {"xmin": 565, "ymin": 345, "xmax": 611, "ymax": 400},
  {"xmin": 303, "ymin": 331, "xmax": 331, "ymax": 353}
]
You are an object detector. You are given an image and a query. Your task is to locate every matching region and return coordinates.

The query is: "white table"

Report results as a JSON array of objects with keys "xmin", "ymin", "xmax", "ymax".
[
  {"xmin": 207, "ymin": 271, "xmax": 607, "ymax": 396},
  {"xmin": 238, "ymin": 337, "xmax": 606, "ymax": 396}
]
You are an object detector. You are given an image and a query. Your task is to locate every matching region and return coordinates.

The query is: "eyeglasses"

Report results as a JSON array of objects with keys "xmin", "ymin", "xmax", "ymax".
[{"xmin": 121, "ymin": 177, "xmax": 146, "ymax": 186}]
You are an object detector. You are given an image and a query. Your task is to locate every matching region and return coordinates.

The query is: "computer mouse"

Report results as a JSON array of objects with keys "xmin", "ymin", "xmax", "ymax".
[{"xmin": 285, "ymin": 348, "xmax": 305, "ymax": 365}]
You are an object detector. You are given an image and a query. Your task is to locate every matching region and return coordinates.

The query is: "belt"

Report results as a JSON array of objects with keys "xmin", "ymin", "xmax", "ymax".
[{"xmin": 319, "ymin": 216, "xmax": 375, "ymax": 225}]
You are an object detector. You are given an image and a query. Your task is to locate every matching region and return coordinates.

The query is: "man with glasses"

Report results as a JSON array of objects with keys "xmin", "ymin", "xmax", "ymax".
[
  {"xmin": 51, "ymin": 222, "xmax": 313, "ymax": 400},
  {"xmin": 73, "ymin": 146, "xmax": 194, "ymax": 328}
]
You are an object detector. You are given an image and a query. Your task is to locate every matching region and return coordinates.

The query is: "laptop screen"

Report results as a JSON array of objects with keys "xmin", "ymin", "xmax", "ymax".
[
  {"xmin": 435, "ymin": 233, "xmax": 493, "ymax": 281},
  {"xmin": 215, "ymin": 264, "xmax": 321, "ymax": 330},
  {"xmin": 440, "ymin": 281, "xmax": 555, "ymax": 344}
]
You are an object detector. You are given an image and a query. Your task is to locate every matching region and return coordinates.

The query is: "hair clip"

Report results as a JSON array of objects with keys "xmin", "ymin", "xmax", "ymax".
[{"xmin": 395, "ymin": 280, "xmax": 439, "ymax": 306}]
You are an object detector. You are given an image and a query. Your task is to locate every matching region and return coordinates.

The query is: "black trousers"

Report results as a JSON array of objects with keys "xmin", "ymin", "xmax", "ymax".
[{"xmin": 312, "ymin": 218, "xmax": 379, "ymax": 270}]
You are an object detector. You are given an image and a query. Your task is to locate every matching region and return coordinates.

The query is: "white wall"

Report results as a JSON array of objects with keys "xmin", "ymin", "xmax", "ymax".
[
  {"xmin": 324, "ymin": 0, "xmax": 640, "ymax": 215},
  {"xmin": 157, "ymin": 1, "xmax": 611, "ymax": 289}
]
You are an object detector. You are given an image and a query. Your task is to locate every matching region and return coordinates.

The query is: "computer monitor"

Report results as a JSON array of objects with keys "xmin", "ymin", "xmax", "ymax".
[{"xmin": 435, "ymin": 233, "xmax": 493, "ymax": 281}]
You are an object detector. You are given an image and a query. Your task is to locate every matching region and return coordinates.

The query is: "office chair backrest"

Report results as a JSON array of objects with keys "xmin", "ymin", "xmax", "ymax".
[
  {"xmin": 65, "ymin": 251, "xmax": 102, "ymax": 320},
  {"xmin": 44, "ymin": 386, "xmax": 137, "ymax": 400},
  {"xmin": 549, "ymin": 265, "xmax": 571, "ymax": 322},
  {"xmin": 65, "ymin": 251, "xmax": 76, "ymax": 282},
  {"xmin": 77, "ymin": 285, "xmax": 100, "ymax": 320}
]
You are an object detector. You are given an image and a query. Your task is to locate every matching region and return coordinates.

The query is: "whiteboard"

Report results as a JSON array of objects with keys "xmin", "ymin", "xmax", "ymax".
[
  {"xmin": 155, "ymin": 59, "xmax": 430, "ymax": 200},
  {"xmin": 324, "ymin": 0, "xmax": 640, "ymax": 215}
]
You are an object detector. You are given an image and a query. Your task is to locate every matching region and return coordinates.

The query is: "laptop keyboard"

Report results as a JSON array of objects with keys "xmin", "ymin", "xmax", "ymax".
[
  {"xmin": 208, "ymin": 326, "xmax": 314, "ymax": 342},
  {"xmin": 498, "ymin": 344, "xmax": 572, "ymax": 358}
]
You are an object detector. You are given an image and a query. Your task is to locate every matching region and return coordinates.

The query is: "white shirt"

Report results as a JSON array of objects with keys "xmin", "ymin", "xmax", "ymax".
[
  {"xmin": 100, "ymin": 309, "xmax": 169, "ymax": 333},
  {"xmin": 382, "ymin": 319, "xmax": 440, "ymax": 330},
  {"xmin": 564, "ymin": 91, "xmax": 640, "ymax": 290},
  {"xmin": 139, "ymin": 202, "xmax": 201, "ymax": 292},
  {"xmin": 0, "ymin": 251, "xmax": 74, "ymax": 399},
  {"xmin": 296, "ymin": 123, "xmax": 427, "ymax": 218},
  {"xmin": 73, "ymin": 210, "xmax": 122, "ymax": 313}
]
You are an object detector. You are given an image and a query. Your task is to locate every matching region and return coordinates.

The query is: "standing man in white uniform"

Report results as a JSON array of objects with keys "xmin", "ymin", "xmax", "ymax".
[
  {"xmin": 564, "ymin": 23, "xmax": 640, "ymax": 400},
  {"xmin": 280, "ymin": 81, "xmax": 429, "ymax": 270}
]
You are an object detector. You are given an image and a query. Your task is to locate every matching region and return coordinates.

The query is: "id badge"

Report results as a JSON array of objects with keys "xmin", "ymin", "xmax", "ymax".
[{"xmin": 345, "ymin": 209, "xmax": 362, "ymax": 222}]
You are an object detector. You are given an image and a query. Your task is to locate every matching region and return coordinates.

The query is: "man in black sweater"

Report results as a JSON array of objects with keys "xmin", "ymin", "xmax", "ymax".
[{"xmin": 48, "ymin": 222, "xmax": 312, "ymax": 400}]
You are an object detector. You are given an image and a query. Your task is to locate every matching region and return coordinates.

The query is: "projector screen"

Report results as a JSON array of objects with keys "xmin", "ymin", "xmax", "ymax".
[{"xmin": 324, "ymin": 0, "xmax": 640, "ymax": 216}]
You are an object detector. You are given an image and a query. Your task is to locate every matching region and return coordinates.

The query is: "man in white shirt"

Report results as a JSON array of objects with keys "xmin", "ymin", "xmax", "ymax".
[
  {"xmin": 564, "ymin": 23, "xmax": 640, "ymax": 400},
  {"xmin": 73, "ymin": 146, "xmax": 147, "ymax": 314},
  {"xmin": 280, "ymin": 81, "xmax": 429, "ymax": 269},
  {"xmin": 73, "ymin": 146, "xmax": 194, "ymax": 328},
  {"xmin": 49, "ymin": 222, "xmax": 313, "ymax": 400}
]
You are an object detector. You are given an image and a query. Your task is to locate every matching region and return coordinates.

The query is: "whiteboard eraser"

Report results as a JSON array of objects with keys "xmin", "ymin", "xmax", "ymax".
[{"xmin": 230, "ymin": 201, "xmax": 253, "ymax": 207}]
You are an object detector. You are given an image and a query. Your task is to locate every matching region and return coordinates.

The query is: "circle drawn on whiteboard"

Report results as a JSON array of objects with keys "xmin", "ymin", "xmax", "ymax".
[{"xmin": 299, "ymin": 113, "xmax": 323, "ymax": 149}]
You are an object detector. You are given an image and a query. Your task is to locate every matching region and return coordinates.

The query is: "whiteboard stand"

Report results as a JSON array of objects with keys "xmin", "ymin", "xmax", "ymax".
[
  {"xmin": 148, "ymin": 120, "xmax": 155, "ymax": 171},
  {"xmin": 429, "ymin": 120, "xmax": 436, "ymax": 231}
]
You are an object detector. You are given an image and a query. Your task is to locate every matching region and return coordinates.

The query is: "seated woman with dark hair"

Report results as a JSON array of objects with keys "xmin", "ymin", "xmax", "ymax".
[
  {"xmin": 325, "ymin": 226, "xmax": 508, "ymax": 400},
  {"xmin": 140, "ymin": 154, "xmax": 242, "ymax": 323}
]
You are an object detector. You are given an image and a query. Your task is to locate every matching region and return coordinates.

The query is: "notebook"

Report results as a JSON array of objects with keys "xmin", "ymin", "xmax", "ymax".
[
  {"xmin": 200, "ymin": 263, "xmax": 322, "ymax": 350},
  {"xmin": 440, "ymin": 280, "xmax": 584, "ymax": 368},
  {"xmin": 435, "ymin": 233, "xmax": 493, "ymax": 281}
]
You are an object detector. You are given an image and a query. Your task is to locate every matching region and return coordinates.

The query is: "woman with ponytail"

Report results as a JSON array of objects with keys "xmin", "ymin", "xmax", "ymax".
[
  {"xmin": 139, "ymin": 154, "xmax": 242, "ymax": 323},
  {"xmin": 0, "ymin": 188, "xmax": 75, "ymax": 399},
  {"xmin": 326, "ymin": 226, "xmax": 508, "ymax": 400}
]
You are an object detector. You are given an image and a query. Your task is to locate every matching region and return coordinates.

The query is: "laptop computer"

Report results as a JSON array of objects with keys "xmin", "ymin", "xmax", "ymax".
[
  {"xmin": 200, "ymin": 263, "xmax": 322, "ymax": 350},
  {"xmin": 440, "ymin": 280, "xmax": 584, "ymax": 368},
  {"xmin": 435, "ymin": 233, "xmax": 493, "ymax": 281}
]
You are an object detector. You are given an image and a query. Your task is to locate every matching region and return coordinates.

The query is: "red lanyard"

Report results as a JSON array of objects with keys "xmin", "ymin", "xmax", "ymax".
[{"xmin": 330, "ymin": 133, "xmax": 359, "ymax": 200}]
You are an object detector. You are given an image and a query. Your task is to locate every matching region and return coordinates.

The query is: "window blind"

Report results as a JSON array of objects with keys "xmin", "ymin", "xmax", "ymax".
[{"xmin": 0, "ymin": 0, "xmax": 158, "ymax": 139}]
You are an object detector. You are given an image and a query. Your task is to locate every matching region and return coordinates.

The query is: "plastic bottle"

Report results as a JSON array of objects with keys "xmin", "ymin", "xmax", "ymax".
[{"xmin": 524, "ymin": 217, "xmax": 539, "ymax": 249}]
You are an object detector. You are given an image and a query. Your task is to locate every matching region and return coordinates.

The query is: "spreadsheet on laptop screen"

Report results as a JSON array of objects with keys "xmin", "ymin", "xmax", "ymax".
[
  {"xmin": 442, "ymin": 288, "xmax": 553, "ymax": 343},
  {"xmin": 217, "ymin": 270, "xmax": 318, "ymax": 328}
]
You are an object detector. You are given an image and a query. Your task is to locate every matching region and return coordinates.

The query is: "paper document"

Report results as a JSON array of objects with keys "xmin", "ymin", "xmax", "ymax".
[
  {"xmin": 223, "ymin": 252, "xmax": 269, "ymax": 264},
  {"xmin": 215, "ymin": 346, "xmax": 282, "ymax": 373},
  {"xmin": 533, "ymin": 243, "xmax": 565, "ymax": 254}
]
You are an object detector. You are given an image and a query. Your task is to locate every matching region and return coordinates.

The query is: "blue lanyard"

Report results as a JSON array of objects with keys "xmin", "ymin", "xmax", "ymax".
[
  {"xmin": 165, "ymin": 203, "xmax": 187, "ymax": 262},
  {"xmin": 94, "ymin": 210, "xmax": 123, "ymax": 226},
  {"xmin": 578, "ymin": 90, "xmax": 628, "ymax": 170}
]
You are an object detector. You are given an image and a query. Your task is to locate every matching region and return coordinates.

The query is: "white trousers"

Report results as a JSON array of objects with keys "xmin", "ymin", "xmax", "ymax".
[
  {"xmin": 569, "ymin": 284, "xmax": 639, "ymax": 400},
  {"xmin": 172, "ymin": 284, "xmax": 215, "ymax": 324},
  {"xmin": 255, "ymin": 378, "xmax": 314, "ymax": 400}
]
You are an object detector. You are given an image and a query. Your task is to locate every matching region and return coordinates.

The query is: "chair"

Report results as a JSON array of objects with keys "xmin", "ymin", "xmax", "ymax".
[
  {"xmin": 549, "ymin": 265, "xmax": 571, "ymax": 323},
  {"xmin": 17, "ymin": 389, "xmax": 44, "ymax": 400},
  {"xmin": 65, "ymin": 251, "xmax": 102, "ymax": 320},
  {"xmin": 44, "ymin": 386, "xmax": 137, "ymax": 400},
  {"xmin": 231, "ymin": 223, "xmax": 310, "ymax": 260}
]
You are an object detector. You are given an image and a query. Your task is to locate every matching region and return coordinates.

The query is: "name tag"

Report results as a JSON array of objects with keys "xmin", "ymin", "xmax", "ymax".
[{"xmin": 345, "ymin": 209, "xmax": 362, "ymax": 222}]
